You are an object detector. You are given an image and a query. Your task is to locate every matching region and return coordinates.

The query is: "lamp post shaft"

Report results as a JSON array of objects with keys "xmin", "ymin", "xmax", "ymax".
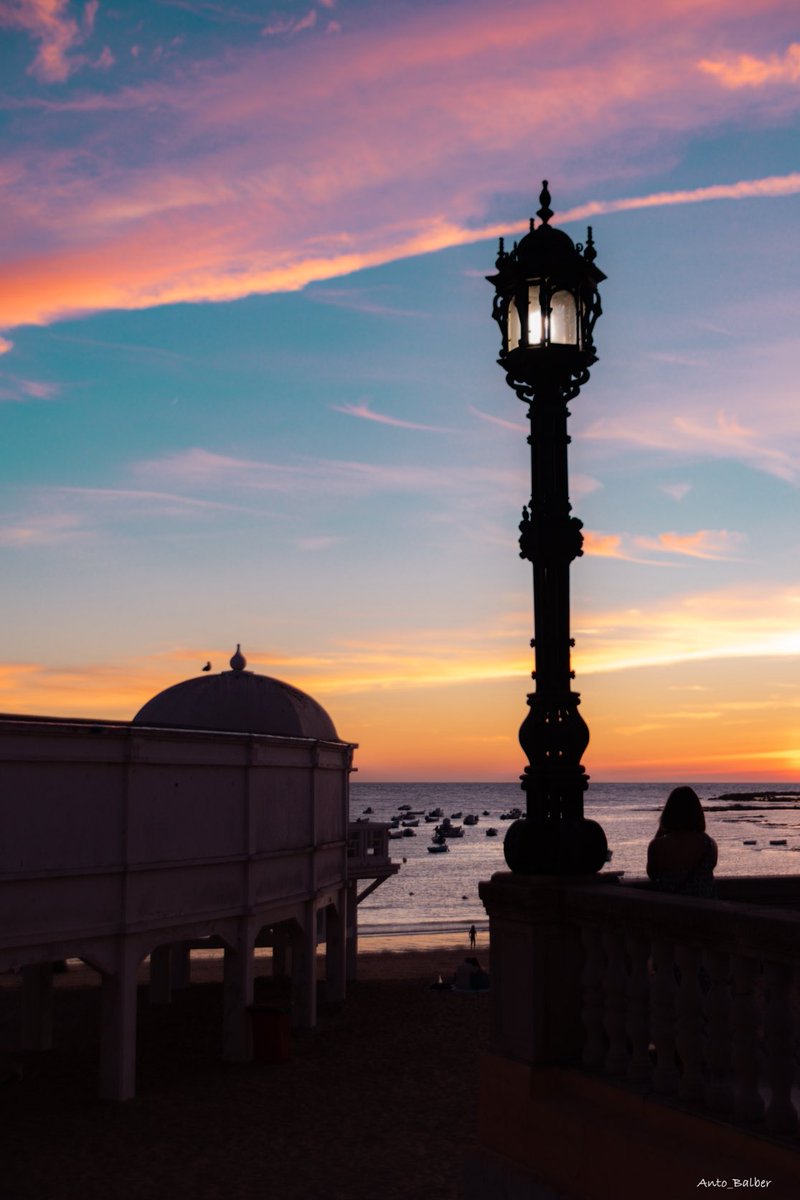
[
  {"xmin": 528, "ymin": 387, "xmax": 575, "ymax": 693},
  {"xmin": 518, "ymin": 384, "xmax": 590, "ymax": 830}
]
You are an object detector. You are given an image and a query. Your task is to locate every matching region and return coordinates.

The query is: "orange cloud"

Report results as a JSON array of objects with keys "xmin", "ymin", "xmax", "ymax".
[
  {"xmin": 698, "ymin": 43, "xmax": 800, "ymax": 88},
  {"xmin": 573, "ymin": 584, "xmax": 800, "ymax": 676},
  {"xmin": 635, "ymin": 529, "xmax": 747, "ymax": 561},
  {"xmin": 583, "ymin": 532, "xmax": 624, "ymax": 559}
]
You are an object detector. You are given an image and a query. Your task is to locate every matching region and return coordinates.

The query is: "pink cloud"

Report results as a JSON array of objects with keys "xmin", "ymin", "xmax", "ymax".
[
  {"xmin": 133, "ymin": 446, "xmax": 512, "ymax": 499},
  {"xmin": 332, "ymin": 401, "xmax": 453, "ymax": 432},
  {"xmin": 0, "ymin": 374, "xmax": 59, "ymax": 402},
  {"xmin": 661, "ymin": 482, "xmax": 692, "ymax": 501},
  {"xmin": 262, "ymin": 8, "xmax": 317, "ymax": 37},
  {"xmin": 468, "ymin": 406, "xmax": 527, "ymax": 434},
  {"xmin": 583, "ymin": 406, "xmax": 799, "ymax": 484},
  {"xmin": 559, "ymin": 173, "xmax": 800, "ymax": 226},
  {"xmin": 0, "ymin": 0, "xmax": 97, "ymax": 82},
  {"xmin": 0, "ymin": 0, "xmax": 797, "ymax": 330},
  {"xmin": 0, "ymin": 509, "xmax": 84, "ymax": 546}
]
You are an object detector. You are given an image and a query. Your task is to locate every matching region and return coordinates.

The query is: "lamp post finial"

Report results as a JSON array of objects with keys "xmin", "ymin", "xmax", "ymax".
[{"xmin": 537, "ymin": 180, "xmax": 553, "ymax": 225}]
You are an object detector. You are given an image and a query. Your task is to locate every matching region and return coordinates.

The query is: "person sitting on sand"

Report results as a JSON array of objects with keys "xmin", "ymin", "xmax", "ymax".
[
  {"xmin": 647, "ymin": 786, "xmax": 718, "ymax": 897},
  {"xmin": 453, "ymin": 957, "xmax": 490, "ymax": 991}
]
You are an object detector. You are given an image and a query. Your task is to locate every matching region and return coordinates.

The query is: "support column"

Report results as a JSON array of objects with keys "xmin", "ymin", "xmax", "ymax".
[
  {"xmin": 222, "ymin": 922, "xmax": 255, "ymax": 1061},
  {"xmin": 325, "ymin": 892, "xmax": 347, "ymax": 1004},
  {"xmin": 291, "ymin": 905, "xmax": 318, "ymax": 1029},
  {"xmin": 346, "ymin": 880, "xmax": 359, "ymax": 981},
  {"xmin": 99, "ymin": 940, "xmax": 140, "ymax": 1101},
  {"xmin": 21, "ymin": 962, "xmax": 54, "ymax": 1052}
]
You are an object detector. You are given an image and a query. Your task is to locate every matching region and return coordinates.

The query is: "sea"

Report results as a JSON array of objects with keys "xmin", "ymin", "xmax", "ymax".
[{"xmin": 351, "ymin": 781, "xmax": 800, "ymax": 943}]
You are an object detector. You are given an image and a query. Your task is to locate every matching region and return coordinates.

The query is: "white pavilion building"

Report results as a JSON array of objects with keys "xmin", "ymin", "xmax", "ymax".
[{"xmin": 0, "ymin": 647, "xmax": 397, "ymax": 1099}]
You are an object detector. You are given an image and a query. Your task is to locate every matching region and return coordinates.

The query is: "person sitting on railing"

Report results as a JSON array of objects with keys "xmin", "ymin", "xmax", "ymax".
[{"xmin": 646, "ymin": 786, "xmax": 718, "ymax": 897}]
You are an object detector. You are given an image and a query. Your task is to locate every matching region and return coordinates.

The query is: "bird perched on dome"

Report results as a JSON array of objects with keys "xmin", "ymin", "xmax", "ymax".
[{"xmin": 202, "ymin": 662, "xmax": 212, "ymax": 672}]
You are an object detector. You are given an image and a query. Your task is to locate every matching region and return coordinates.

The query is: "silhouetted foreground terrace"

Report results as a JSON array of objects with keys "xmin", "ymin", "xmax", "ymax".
[{"xmin": 2, "ymin": 948, "xmax": 487, "ymax": 1200}]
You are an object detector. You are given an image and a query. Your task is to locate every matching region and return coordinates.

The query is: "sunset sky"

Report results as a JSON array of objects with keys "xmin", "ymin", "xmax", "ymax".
[{"xmin": 1, "ymin": 0, "xmax": 799, "ymax": 781}]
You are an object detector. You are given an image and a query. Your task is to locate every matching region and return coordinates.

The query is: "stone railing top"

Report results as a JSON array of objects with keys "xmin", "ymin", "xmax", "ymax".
[{"xmin": 479, "ymin": 871, "xmax": 800, "ymax": 966}]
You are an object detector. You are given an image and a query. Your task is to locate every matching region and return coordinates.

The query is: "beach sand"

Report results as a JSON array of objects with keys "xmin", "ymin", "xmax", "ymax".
[{"xmin": 1, "ymin": 942, "xmax": 490, "ymax": 1200}]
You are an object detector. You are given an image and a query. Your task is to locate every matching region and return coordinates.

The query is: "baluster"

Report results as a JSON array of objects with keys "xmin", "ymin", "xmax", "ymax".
[
  {"xmin": 650, "ymin": 937, "xmax": 679, "ymax": 1095},
  {"xmin": 625, "ymin": 930, "xmax": 651, "ymax": 1084},
  {"xmin": 675, "ymin": 943, "xmax": 705, "ymax": 1103},
  {"xmin": 580, "ymin": 923, "xmax": 606, "ymax": 1071},
  {"xmin": 732, "ymin": 956, "xmax": 765, "ymax": 1123},
  {"xmin": 705, "ymin": 949, "xmax": 734, "ymax": 1113},
  {"xmin": 764, "ymin": 961, "xmax": 797, "ymax": 1134},
  {"xmin": 603, "ymin": 926, "xmax": 628, "ymax": 1077}
]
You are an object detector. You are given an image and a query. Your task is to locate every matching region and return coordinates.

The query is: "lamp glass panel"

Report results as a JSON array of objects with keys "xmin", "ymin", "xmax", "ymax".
[
  {"xmin": 507, "ymin": 299, "xmax": 521, "ymax": 351},
  {"xmin": 550, "ymin": 290, "xmax": 578, "ymax": 345},
  {"xmin": 527, "ymin": 283, "xmax": 542, "ymax": 344}
]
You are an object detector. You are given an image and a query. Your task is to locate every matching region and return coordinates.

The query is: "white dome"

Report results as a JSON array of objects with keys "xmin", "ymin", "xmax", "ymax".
[{"xmin": 132, "ymin": 648, "xmax": 339, "ymax": 741}]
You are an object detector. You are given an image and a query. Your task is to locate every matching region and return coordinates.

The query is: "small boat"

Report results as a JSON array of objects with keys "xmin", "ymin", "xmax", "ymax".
[
  {"xmin": 401, "ymin": 819, "xmax": 419, "ymax": 827},
  {"xmin": 388, "ymin": 831, "xmax": 404, "ymax": 840},
  {"xmin": 769, "ymin": 839, "xmax": 787, "ymax": 846},
  {"xmin": 485, "ymin": 827, "xmax": 498, "ymax": 837},
  {"xmin": 464, "ymin": 814, "xmax": 479, "ymax": 825},
  {"xmin": 363, "ymin": 806, "xmax": 373, "ymax": 814},
  {"xmin": 743, "ymin": 839, "xmax": 757, "ymax": 845},
  {"xmin": 451, "ymin": 811, "xmax": 463, "ymax": 819},
  {"xmin": 482, "ymin": 810, "xmax": 491, "ymax": 816},
  {"xmin": 427, "ymin": 842, "xmax": 450, "ymax": 854},
  {"xmin": 402, "ymin": 827, "xmax": 416, "ymax": 837},
  {"xmin": 428, "ymin": 807, "xmax": 443, "ymax": 818},
  {"xmin": 500, "ymin": 808, "xmax": 523, "ymax": 821},
  {"xmin": 398, "ymin": 804, "xmax": 412, "ymax": 811},
  {"xmin": 435, "ymin": 819, "xmax": 464, "ymax": 838},
  {"xmin": 424, "ymin": 814, "xmax": 439, "ymax": 822}
]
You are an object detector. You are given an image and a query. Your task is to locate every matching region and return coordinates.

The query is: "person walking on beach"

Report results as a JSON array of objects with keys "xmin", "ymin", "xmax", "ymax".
[
  {"xmin": 647, "ymin": 786, "xmax": 718, "ymax": 897},
  {"xmin": 468, "ymin": 924, "xmax": 477, "ymax": 950}
]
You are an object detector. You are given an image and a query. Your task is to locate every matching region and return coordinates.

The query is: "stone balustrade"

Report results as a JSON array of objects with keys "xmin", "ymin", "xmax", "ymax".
[
  {"xmin": 569, "ymin": 878, "xmax": 800, "ymax": 1136},
  {"xmin": 469, "ymin": 872, "xmax": 800, "ymax": 1198}
]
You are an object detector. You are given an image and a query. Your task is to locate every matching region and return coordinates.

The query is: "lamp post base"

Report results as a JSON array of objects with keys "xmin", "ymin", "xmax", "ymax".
[{"xmin": 503, "ymin": 816, "xmax": 608, "ymax": 876}]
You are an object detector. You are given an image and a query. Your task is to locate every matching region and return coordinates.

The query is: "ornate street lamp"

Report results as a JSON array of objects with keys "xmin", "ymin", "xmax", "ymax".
[{"xmin": 487, "ymin": 181, "xmax": 608, "ymax": 875}]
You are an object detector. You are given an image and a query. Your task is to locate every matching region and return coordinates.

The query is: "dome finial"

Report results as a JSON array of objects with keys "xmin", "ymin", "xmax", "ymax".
[
  {"xmin": 230, "ymin": 644, "xmax": 247, "ymax": 672},
  {"xmin": 537, "ymin": 179, "xmax": 553, "ymax": 225}
]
